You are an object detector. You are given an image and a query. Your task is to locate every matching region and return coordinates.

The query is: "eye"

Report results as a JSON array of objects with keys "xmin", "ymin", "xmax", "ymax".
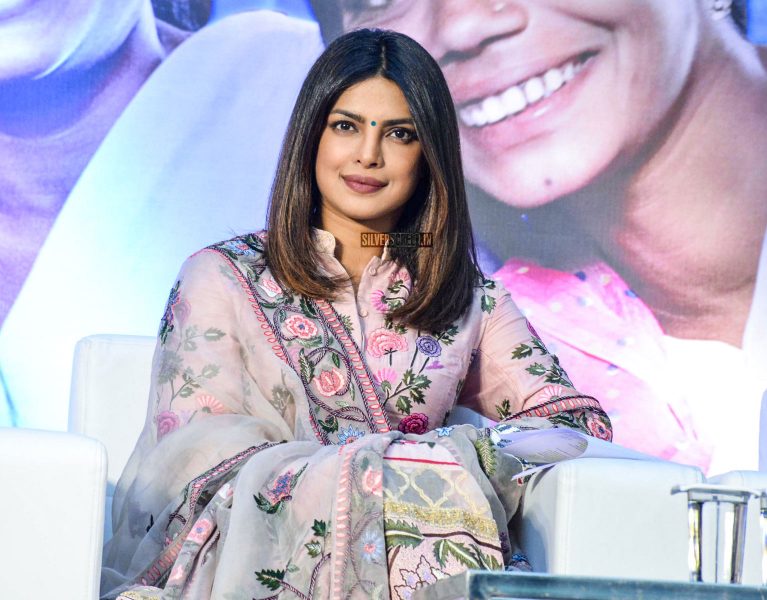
[
  {"xmin": 330, "ymin": 120, "xmax": 357, "ymax": 133},
  {"xmin": 388, "ymin": 127, "xmax": 418, "ymax": 143}
]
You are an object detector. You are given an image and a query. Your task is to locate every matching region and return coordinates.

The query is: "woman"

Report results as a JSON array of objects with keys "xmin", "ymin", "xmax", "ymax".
[
  {"xmin": 310, "ymin": 0, "xmax": 767, "ymax": 474},
  {"xmin": 101, "ymin": 29, "xmax": 611, "ymax": 599}
]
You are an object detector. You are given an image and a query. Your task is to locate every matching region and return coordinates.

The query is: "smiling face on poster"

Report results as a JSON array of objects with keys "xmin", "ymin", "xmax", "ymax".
[
  {"xmin": 325, "ymin": 0, "xmax": 714, "ymax": 207},
  {"xmin": 312, "ymin": 0, "xmax": 767, "ymax": 475}
]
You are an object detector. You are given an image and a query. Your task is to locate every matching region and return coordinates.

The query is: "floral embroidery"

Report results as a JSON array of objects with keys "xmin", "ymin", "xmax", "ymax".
[
  {"xmin": 337, "ymin": 425, "xmax": 365, "ymax": 445},
  {"xmin": 361, "ymin": 466, "xmax": 383, "ymax": 496},
  {"xmin": 434, "ymin": 426, "xmax": 454, "ymax": 437},
  {"xmin": 373, "ymin": 367, "xmax": 398, "ymax": 387},
  {"xmin": 393, "ymin": 555, "xmax": 449, "ymax": 600},
  {"xmin": 398, "ymin": 412, "xmax": 429, "ymax": 434},
  {"xmin": 254, "ymin": 463, "xmax": 308, "ymax": 514},
  {"xmin": 370, "ymin": 289, "xmax": 389, "ymax": 313},
  {"xmin": 186, "ymin": 517, "xmax": 214, "ymax": 545},
  {"xmin": 156, "ymin": 410, "xmax": 180, "ymax": 439},
  {"xmin": 587, "ymin": 413, "xmax": 612, "ymax": 441},
  {"xmin": 359, "ymin": 529, "xmax": 384, "ymax": 563},
  {"xmin": 196, "ymin": 394, "xmax": 225, "ymax": 414},
  {"xmin": 258, "ymin": 275, "xmax": 283, "ymax": 298},
  {"xmin": 367, "ymin": 328, "xmax": 408, "ymax": 359},
  {"xmin": 415, "ymin": 335, "xmax": 441, "ymax": 357},
  {"xmin": 284, "ymin": 314, "xmax": 319, "ymax": 340},
  {"xmin": 316, "ymin": 367, "xmax": 345, "ymax": 397}
]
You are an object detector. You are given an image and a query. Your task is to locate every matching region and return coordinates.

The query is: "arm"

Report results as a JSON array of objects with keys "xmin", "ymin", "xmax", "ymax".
[{"xmin": 458, "ymin": 280, "xmax": 612, "ymax": 439}]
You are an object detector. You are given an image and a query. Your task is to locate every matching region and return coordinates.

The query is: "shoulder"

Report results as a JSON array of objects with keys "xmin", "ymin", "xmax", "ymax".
[
  {"xmin": 471, "ymin": 275, "xmax": 515, "ymax": 319},
  {"xmin": 176, "ymin": 231, "xmax": 269, "ymax": 285}
]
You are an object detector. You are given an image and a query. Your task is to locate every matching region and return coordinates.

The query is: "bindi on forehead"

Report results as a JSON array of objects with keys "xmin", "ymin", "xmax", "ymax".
[{"xmin": 330, "ymin": 109, "xmax": 413, "ymax": 127}]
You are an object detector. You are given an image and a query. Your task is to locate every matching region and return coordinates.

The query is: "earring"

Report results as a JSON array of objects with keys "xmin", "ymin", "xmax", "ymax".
[{"xmin": 711, "ymin": 0, "xmax": 732, "ymax": 20}]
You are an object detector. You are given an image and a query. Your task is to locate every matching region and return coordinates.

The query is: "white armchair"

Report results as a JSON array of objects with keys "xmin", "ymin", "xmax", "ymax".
[{"xmin": 2, "ymin": 334, "xmax": 764, "ymax": 599}]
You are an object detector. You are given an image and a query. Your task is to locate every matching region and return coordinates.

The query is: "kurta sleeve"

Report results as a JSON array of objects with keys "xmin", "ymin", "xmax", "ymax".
[
  {"xmin": 457, "ymin": 279, "xmax": 612, "ymax": 439},
  {"xmin": 145, "ymin": 248, "xmax": 294, "ymax": 443}
]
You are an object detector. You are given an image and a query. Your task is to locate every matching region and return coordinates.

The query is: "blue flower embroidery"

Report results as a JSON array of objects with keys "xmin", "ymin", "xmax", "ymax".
[{"xmin": 337, "ymin": 425, "xmax": 365, "ymax": 445}]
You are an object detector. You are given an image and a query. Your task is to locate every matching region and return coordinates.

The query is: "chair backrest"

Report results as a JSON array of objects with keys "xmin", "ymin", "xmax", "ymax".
[{"xmin": 69, "ymin": 334, "xmax": 156, "ymax": 486}]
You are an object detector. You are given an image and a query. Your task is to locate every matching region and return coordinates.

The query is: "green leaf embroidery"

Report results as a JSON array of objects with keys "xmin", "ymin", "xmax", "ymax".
[
  {"xmin": 255, "ymin": 568, "xmax": 285, "ymax": 591},
  {"xmin": 409, "ymin": 388, "xmax": 425, "ymax": 405},
  {"xmin": 511, "ymin": 344, "xmax": 533, "ymax": 360},
  {"xmin": 381, "ymin": 380, "xmax": 392, "ymax": 393},
  {"xmin": 474, "ymin": 436, "xmax": 498, "ymax": 477},
  {"xmin": 298, "ymin": 349, "xmax": 315, "ymax": 383},
  {"xmin": 480, "ymin": 294, "xmax": 497, "ymax": 314},
  {"xmin": 179, "ymin": 386, "xmax": 194, "ymax": 398},
  {"xmin": 531, "ymin": 337, "xmax": 549, "ymax": 355},
  {"xmin": 496, "ymin": 398, "xmax": 512, "ymax": 420},
  {"xmin": 318, "ymin": 415, "xmax": 338, "ymax": 433},
  {"xmin": 340, "ymin": 314, "xmax": 354, "ymax": 333},
  {"xmin": 305, "ymin": 541, "xmax": 322, "ymax": 558},
  {"xmin": 311, "ymin": 519, "xmax": 327, "ymax": 538},
  {"xmin": 253, "ymin": 493, "xmax": 283, "ymax": 515},
  {"xmin": 433, "ymin": 539, "xmax": 480, "ymax": 569},
  {"xmin": 384, "ymin": 519, "xmax": 424, "ymax": 549},
  {"xmin": 183, "ymin": 339, "xmax": 198, "ymax": 351},
  {"xmin": 526, "ymin": 363, "xmax": 547, "ymax": 377},
  {"xmin": 396, "ymin": 395, "xmax": 412, "ymax": 414},
  {"xmin": 331, "ymin": 353, "xmax": 341, "ymax": 368},
  {"xmin": 201, "ymin": 364, "xmax": 220, "ymax": 379},
  {"xmin": 402, "ymin": 369, "xmax": 414, "ymax": 385},
  {"xmin": 299, "ymin": 297, "xmax": 318, "ymax": 318},
  {"xmin": 203, "ymin": 327, "xmax": 225, "ymax": 341},
  {"xmin": 411, "ymin": 374, "xmax": 431, "ymax": 389}
]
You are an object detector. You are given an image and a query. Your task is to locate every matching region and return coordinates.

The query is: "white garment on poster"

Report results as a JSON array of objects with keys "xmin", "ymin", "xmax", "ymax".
[{"xmin": 0, "ymin": 11, "xmax": 323, "ymax": 430}]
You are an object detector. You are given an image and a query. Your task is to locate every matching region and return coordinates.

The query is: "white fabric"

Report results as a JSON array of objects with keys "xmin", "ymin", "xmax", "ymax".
[
  {"xmin": 0, "ymin": 428, "xmax": 107, "ymax": 599},
  {"xmin": 661, "ymin": 227, "xmax": 767, "ymax": 476},
  {"xmin": 0, "ymin": 11, "xmax": 323, "ymax": 431}
]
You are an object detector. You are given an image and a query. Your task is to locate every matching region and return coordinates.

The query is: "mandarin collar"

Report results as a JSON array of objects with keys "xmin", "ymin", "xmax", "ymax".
[{"xmin": 311, "ymin": 227, "xmax": 392, "ymax": 262}]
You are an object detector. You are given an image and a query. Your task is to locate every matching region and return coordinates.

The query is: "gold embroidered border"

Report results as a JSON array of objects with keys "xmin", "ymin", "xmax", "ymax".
[{"xmin": 384, "ymin": 499, "xmax": 499, "ymax": 540}]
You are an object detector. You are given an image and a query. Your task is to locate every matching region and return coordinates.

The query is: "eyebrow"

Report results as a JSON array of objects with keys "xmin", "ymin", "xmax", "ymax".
[{"xmin": 330, "ymin": 109, "xmax": 414, "ymax": 127}]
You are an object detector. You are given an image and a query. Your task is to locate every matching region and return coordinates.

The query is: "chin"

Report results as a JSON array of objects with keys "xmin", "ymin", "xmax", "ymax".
[{"xmin": 466, "ymin": 140, "xmax": 618, "ymax": 210}]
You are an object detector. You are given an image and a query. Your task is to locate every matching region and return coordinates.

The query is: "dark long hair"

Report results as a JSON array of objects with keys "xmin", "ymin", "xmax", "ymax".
[{"xmin": 266, "ymin": 28, "xmax": 483, "ymax": 333}]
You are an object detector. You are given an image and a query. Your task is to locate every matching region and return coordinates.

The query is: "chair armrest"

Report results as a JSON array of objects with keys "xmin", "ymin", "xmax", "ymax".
[
  {"xmin": 0, "ymin": 428, "xmax": 107, "ymax": 600},
  {"xmin": 517, "ymin": 457, "xmax": 705, "ymax": 581}
]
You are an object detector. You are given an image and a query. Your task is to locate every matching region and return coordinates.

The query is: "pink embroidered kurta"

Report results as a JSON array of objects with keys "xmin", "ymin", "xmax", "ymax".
[{"xmin": 100, "ymin": 228, "xmax": 610, "ymax": 600}]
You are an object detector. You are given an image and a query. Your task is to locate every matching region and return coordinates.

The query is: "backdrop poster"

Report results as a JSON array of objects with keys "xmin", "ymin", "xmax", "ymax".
[{"xmin": 2, "ymin": 1, "xmax": 765, "ymax": 477}]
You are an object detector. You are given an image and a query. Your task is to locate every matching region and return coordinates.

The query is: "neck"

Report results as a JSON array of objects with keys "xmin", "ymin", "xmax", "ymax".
[
  {"xmin": 565, "ymin": 30, "xmax": 767, "ymax": 346},
  {"xmin": 316, "ymin": 210, "xmax": 394, "ymax": 291}
]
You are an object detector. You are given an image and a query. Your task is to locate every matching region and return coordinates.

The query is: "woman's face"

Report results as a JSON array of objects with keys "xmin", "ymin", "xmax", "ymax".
[
  {"xmin": 315, "ymin": 76, "xmax": 423, "ymax": 228},
  {"xmin": 0, "ymin": 0, "xmax": 148, "ymax": 81},
  {"xmin": 335, "ymin": 0, "xmax": 702, "ymax": 208}
]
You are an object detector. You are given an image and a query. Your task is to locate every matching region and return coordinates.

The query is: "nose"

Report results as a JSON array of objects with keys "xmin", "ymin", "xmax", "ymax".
[
  {"xmin": 356, "ymin": 129, "xmax": 383, "ymax": 169},
  {"xmin": 428, "ymin": 0, "xmax": 530, "ymax": 66}
]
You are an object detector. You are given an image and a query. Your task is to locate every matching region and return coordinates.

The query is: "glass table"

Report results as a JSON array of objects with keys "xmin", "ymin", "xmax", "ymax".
[{"xmin": 412, "ymin": 571, "xmax": 767, "ymax": 600}]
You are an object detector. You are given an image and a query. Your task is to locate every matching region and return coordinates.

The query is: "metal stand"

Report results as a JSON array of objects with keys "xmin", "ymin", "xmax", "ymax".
[{"xmin": 671, "ymin": 484, "xmax": 760, "ymax": 584}]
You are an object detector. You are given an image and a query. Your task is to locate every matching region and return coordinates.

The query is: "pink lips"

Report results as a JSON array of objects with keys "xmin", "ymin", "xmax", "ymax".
[{"xmin": 342, "ymin": 175, "xmax": 387, "ymax": 194}]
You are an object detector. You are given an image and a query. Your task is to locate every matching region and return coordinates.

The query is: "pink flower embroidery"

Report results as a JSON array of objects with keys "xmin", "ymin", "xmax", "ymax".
[
  {"xmin": 389, "ymin": 268, "xmax": 411, "ymax": 286},
  {"xmin": 587, "ymin": 415, "xmax": 612, "ymax": 441},
  {"xmin": 374, "ymin": 367, "xmax": 398, "ymax": 386},
  {"xmin": 537, "ymin": 385, "xmax": 566, "ymax": 402},
  {"xmin": 156, "ymin": 410, "xmax": 180, "ymax": 439},
  {"xmin": 196, "ymin": 394, "xmax": 225, "ymax": 414},
  {"xmin": 316, "ymin": 367, "xmax": 345, "ymax": 397},
  {"xmin": 361, "ymin": 467, "xmax": 383, "ymax": 496},
  {"xmin": 258, "ymin": 276, "xmax": 282, "ymax": 298},
  {"xmin": 367, "ymin": 328, "xmax": 408, "ymax": 358},
  {"xmin": 398, "ymin": 413, "xmax": 429, "ymax": 435},
  {"xmin": 186, "ymin": 517, "xmax": 214, "ymax": 545},
  {"xmin": 284, "ymin": 314, "xmax": 318, "ymax": 339},
  {"xmin": 370, "ymin": 289, "xmax": 389, "ymax": 313}
]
